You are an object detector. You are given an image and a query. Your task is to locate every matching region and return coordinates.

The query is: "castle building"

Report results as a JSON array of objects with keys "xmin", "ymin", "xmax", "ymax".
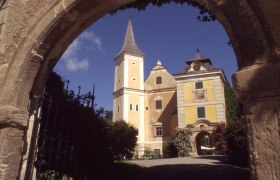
[{"xmin": 113, "ymin": 19, "xmax": 227, "ymax": 156}]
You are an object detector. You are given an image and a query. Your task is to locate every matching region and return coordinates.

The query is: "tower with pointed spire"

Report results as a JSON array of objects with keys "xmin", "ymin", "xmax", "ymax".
[
  {"xmin": 113, "ymin": 20, "xmax": 227, "ymax": 156},
  {"xmin": 113, "ymin": 18, "xmax": 145, "ymax": 151}
]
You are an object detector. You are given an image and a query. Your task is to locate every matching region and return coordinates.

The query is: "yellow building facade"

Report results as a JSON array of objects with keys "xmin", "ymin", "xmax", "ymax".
[
  {"xmin": 174, "ymin": 53, "xmax": 227, "ymax": 154},
  {"xmin": 113, "ymin": 19, "xmax": 227, "ymax": 156}
]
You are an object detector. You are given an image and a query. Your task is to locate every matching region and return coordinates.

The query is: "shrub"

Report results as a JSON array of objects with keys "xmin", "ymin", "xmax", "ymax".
[
  {"xmin": 141, "ymin": 148, "xmax": 161, "ymax": 159},
  {"xmin": 212, "ymin": 122, "xmax": 227, "ymax": 154},
  {"xmin": 163, "ymin": 142, "xmax": 178, "ymax": 158},
  {"xmin": 225, "ymin": 118, "xmax": 249, "ymax": 165},
  {"xmin": 173, "ymin": 127, "xmax": 193, "ymax": 157}
]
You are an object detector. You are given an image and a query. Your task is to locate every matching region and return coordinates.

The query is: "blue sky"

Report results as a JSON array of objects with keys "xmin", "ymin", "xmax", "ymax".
[{"xmin": 54, "ymin": 3, "xmax": 237, "ymax": 110}]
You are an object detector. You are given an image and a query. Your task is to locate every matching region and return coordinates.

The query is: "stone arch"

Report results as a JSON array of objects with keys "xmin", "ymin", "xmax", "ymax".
[
  {"xmin": 0, "ymin": 0, "xmax": 279, "ymax": 179},
  {"xmin": 0, "ymin": 0, "xmax": 274, "ymax": 111},
  {"xmin": 195, "ymin": 130, "xmax": 212, "ymax": 155}
]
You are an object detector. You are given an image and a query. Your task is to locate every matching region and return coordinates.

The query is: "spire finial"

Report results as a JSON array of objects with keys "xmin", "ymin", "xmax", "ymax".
[
  {"xmin": 156, "ymin": 60, "xmax": 162, "ymax": 65},
  {"xmin": 196, "ymin": 48, "xmax": 200, "ymax": 53}
]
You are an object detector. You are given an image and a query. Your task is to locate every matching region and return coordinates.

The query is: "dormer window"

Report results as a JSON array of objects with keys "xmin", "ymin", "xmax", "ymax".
[{"xmin": 156, "ymin": 76, "xmax": 162, "ymax": 84}]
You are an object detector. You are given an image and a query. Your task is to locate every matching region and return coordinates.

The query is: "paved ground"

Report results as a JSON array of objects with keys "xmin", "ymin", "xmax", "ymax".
[{"xmin": 119, "ymin": 155, "xmax": 250, "ymax": 180}]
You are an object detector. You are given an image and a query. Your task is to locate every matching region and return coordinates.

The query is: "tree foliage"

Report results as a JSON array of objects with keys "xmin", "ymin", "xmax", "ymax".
[
  {"xmin": 173, "ymin": 127, "xmax": 193, "ymax": 157},
  {"xmin": 213, "ymin": 83, "xmax": 248, "ymax": 165},
  {"xmin": 224, "ymin": 82, "xmax": 242, "ymax": 122},
  {"xmin": 111, "ymin": 0, "xmax": 216, "ymax": 22},
  {"xmin": 110, "ymin": 120, "xmax": 138, "ymax": 160},
  {"xmin": 36, "ymin": 72, "xmax": 138, "ymax": 179},
  {"xmin": 211, "ymin": 122, "xmax": 227, "ymax": 154}
]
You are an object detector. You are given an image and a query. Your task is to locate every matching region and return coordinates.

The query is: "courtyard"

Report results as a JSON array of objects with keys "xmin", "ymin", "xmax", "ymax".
[{"xmin": 110, "ymin": 155, "xmax": 250, "ymax": 180}]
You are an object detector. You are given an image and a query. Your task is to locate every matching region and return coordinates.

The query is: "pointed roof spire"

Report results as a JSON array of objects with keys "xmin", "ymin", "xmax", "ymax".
[
  {"xmin": 116, "ymin": 18, "xmax": 144, "ymax": 58},
  {"xmin": 186, "ymin": 49, "xmax": 212, "ymax": 66},
  {"xmin": 191, "ymin": 48, "xmax": 208, "ymax": 61}
]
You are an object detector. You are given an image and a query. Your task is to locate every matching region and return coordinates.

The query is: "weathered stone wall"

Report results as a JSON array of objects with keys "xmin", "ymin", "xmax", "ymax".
[
  {"xmin": 233, "ymin": 62, "xmax": 280, "ymax": 180},
  {"xmin": 0, "ymin": 128, "xmax": 25, "ymax": 179},
  {"xmin": 0, "ymin": 0, "xmax": 279, "ymax": 179}
]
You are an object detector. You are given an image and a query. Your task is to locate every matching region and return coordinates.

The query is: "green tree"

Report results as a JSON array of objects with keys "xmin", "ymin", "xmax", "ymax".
[
  {"xmin": 224, "ymin": 83, "xmax": 248, "ymax": 165},
  {"xmin": 225, "ymin": 118, "xmax": 248, "ymax": 165},
  {"xmin": 173, "ymin": 127, "xmax": 193, "ymax": 157},
  {"xmin": 225, "ymin": 82, "xmax": 242, "ymax": 122},
  {"xmin": 109, "ymin": 120, "xmax": 138, "ymax": 160}
]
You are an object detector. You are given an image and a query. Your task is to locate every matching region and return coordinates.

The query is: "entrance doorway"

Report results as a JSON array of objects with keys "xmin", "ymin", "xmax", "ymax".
[{"xmin": 195, "ymin": 131, "xmax": 214, "ymax": 155}]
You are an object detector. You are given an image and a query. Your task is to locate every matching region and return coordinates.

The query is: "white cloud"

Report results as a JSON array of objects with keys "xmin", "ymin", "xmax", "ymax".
[
  {"xmin": 80, "ymin": 31, "xmax": 103, "ymax": 52},
  {"xmin": 61, "ymin": 38, "xmax": 81, "ymax": 60},
  {"xmin": 60, "ymin": 30, "xmax": 104, "ymax": 72},
  {"xmin": 65, "ymin": 58, "xmax": 89, "ymax": 72}
]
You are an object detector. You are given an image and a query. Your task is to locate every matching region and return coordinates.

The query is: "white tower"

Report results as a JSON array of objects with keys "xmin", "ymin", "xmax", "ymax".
[{"xmin": 113, "ymin": 18, "xmax": 145, "ymax": 149}]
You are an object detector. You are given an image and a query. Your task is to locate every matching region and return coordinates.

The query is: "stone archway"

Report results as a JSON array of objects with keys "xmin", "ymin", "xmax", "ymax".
[
  {"xmin": 195, "ymin": 131, "xmax": 213, "ymax": 155},
  {"xmin": 0, "ymin": 0, "xmax": 279, "ymax": 179}
]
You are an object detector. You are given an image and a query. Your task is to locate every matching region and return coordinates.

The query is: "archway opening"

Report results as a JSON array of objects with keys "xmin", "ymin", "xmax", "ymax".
[
  {"xmin": 195, "ymin": 130, "xmax": 215, "ymax": 155},
  {"xmin": 0, "ymin": 0, "xmax": 260, "ymax": 179},
  {"xmin": 28, "ymin": 3, "xmax": 242, "ymax": 178}
]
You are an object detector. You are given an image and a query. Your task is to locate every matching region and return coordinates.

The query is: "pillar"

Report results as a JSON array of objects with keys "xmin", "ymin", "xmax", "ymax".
[
  {"xmin": 233, "ymin": 63, "xmax": 280, "ymax": 180},
  {"xmin": 0, "ymin": 105, "xmax": 29, "ymax": 180}
]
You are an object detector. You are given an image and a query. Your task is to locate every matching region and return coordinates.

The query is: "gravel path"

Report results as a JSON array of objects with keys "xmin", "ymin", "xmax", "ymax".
[
  {"xmin": 122, "ymin": 155, "xmax": 250, "ymax": 180},
  {"xmin": 128, "ymin": 155, "xmax": 229, "ymax": 167}
]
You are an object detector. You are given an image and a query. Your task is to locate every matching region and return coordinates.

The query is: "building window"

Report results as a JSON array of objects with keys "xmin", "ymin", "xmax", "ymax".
[
  {"xmin": 136, "ymin": 104, "xmax": 139, "ymax": 111},
  {"xmin": 117, "ymin": 105, "xmax": 120, "ymax": 113},
  {"xmin": 132, "ymin": 62, "xmax": 136, "ymax": 65},
  {"xmin": 132, "ymin": 77, "xmax": 136, "ymax": 81},
  {"xmin": 197, "ymin": 107, "xmax": 206, "ymax": 118},
  {"xmin": 155, "ymin": 100, "xmax": 162, "ymax": 110},
  {"xmin": 156, "ymin": 76, "xmax": 162, "ymax": 84},
  {"xmin": 146, "ymin": 107, "xmax": 149, "ymax": 110},
  {"xmin": 130, "ymin": 104, "xmax": 133, "ymax": 111},
  {"xmin": 156, "ymin": 126, "xmax": 162, "ymax": 136},
  {"xmin": 195, "ymin": 82, "xmax": 203, "ymax": 89}
]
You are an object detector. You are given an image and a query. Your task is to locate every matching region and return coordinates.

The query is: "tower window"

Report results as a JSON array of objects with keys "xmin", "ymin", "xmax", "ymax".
[
  {"xmin": 156, "ymin": 127, "xmax": 162, "ymax": 136},
  {"xmin": 136, "ymin": 104, "xmax": 139, "ymax": 111},
  {"xmin": 156, "ymin": 76, "xmax": 162, "ymax": 84},
  {"xmin": 195, "ymin": 82, "xmax": 203, "ymax": 89},
  {"xmin": 117, "ymin": 105, "xmax": 120, "ymax": 113},
  {"xmin": 197, "ymin": 107, "xmax": 206, "ymax": 118},
  {"xmin": 130, "ymin": 104, "xmax": 133, "ymax": 111},
  {"xmin": 132, "ymin": 77, "xmax": 136, "ymax": 81},
  {"xmin": 155, "ymin": 100, "xmax": 162, "ymax": 110}
]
